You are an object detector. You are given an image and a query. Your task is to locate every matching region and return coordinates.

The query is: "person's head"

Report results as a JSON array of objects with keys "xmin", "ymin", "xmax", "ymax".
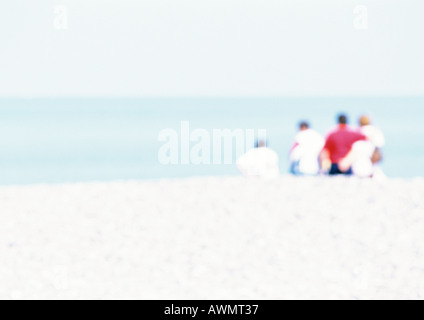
[
  {"xmin": 338, "ymin": 114, "xmax": 348, "ymax": 125},
  {"xmin": 299, "ymin": 121, "xmax": 310, "ymax": 131},
  {"xmin": 359, "ymin": 115, "xmax": 371, "ymax": 127},
  {"xmin": 255, "ymin": 140, "xmax": 267, "ymax": 148}
]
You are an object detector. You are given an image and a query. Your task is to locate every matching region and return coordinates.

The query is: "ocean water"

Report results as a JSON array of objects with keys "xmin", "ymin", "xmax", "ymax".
[{"xmin": 0, "ymin": 97, "xmax": 423, "ymax": 185}]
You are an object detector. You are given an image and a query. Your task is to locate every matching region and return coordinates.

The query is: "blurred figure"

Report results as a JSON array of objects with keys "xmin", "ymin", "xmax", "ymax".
[
  {"xmin": 320, "ymin": 114, "xmax": 367, "ymax": 175},
  {"xmin": 359, "ymin": 115, "xmax": 385, "ymax": 149},
  {"xmin": 237, "ymin": 140, "xmax": 280, "ymax": 179},
  {"xmin": 339, "ymin": 115, "xmax": 386, "ymax": 179},
  {"xmin": 290, "ymin": 121, "xmax": 324, "ymax": 175}
]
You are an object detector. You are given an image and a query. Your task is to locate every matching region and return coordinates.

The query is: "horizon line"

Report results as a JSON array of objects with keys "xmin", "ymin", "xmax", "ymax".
[{"xmin": 1, "ymin": 94, "xmax": 424, "ymax": 100}]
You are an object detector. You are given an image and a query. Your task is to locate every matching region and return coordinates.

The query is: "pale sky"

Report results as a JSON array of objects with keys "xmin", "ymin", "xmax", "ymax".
[{"xmin": 0, "ymin": 0, "xmax": 423, "ymax": 97}]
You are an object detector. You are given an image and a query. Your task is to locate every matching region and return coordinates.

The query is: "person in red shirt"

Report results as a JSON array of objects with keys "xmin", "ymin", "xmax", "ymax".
[{"xmin": 321, "ymin": 114, "xmax": 367, "ymax": 175}]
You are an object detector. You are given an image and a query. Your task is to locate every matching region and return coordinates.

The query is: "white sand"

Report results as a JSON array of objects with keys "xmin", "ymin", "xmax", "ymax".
[{"xmin": 1, "ymin": 176, "xmax": 424, "ymax": 300}]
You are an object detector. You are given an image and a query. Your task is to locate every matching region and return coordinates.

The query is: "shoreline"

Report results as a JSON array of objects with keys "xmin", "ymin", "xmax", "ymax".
[{"xmin": 0, "ymin": 174, "xmax": 423, "ymax": 188}]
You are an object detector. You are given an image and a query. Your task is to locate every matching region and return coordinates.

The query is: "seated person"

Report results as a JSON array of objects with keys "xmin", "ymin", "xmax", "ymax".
[
  {"xmin": 237, "ymin": 140, "xmax": 280, "ymax": 179},
  {"xmin": 320, "ymin": 114, "xmax": 367, "ymax": 175},
  {"xmin": 290, "ymin": 121, "xmax": 325, "ymax": 175},
  {"xmin": 339, "ymin": 115, "xmax": 386, "ymax": 179}
]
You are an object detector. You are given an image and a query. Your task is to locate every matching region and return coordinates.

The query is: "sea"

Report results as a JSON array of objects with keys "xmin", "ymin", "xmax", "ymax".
[{"xmin": 0, "ymin": 97, "xmax": 423, "ymax": 185}]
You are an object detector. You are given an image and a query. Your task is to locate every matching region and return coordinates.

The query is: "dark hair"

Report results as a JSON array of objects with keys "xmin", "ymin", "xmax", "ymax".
[
  {"xmin": 338, "ymin": 114, "xmax": 348, "ymax": 125},
  {"xmin": 299, "ymin": 121, "xmax": 310, "ymax": 130},
  {"xmin": 255, "ymin": 140, "xmax": 267, "ymax": 148}
]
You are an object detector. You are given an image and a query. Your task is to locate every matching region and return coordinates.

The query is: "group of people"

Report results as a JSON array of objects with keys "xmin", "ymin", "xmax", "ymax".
[{"xmin": 237, "ymin": 113, "xmax": 385, "ymax": 179}]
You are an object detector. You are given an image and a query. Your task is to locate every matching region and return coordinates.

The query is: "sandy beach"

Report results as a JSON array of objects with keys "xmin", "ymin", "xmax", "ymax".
[{"xmin": 1, "ymin": 176, "xmax": 424, "ymax": 300}]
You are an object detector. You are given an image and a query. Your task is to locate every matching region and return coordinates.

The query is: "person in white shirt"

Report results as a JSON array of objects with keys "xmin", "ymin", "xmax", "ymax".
[
  {"xmin": 359, "ymin": 115, "xmax": 385, "ymax": 149},
  {"xmin": 290, "ymin": 122, "xmax": 325, "ymax": 175},
  {"xmin": 339, "ymin": 115, "xmax": 386, "ymax": 179},
  {"xmin": 237, "ymin": 140, "xmax": 280, "ymax": 179}
]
